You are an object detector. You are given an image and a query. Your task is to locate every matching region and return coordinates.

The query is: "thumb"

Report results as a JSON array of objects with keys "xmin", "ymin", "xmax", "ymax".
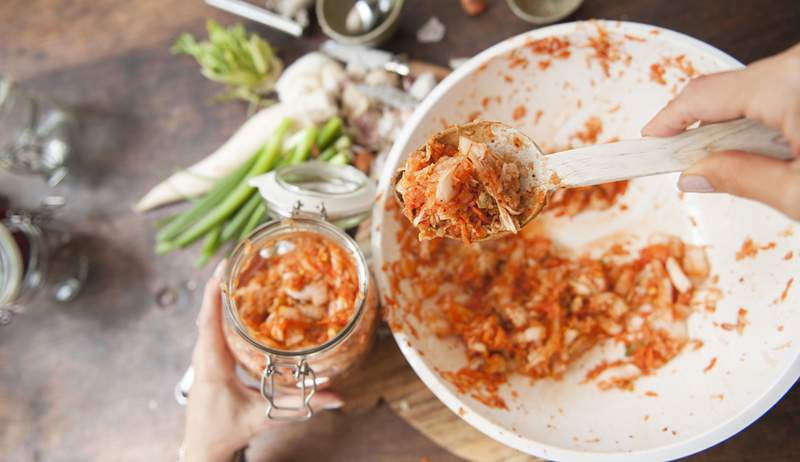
[{"xmin": 678, "ymin": 151, "xmax": 800, "ymax": 220}]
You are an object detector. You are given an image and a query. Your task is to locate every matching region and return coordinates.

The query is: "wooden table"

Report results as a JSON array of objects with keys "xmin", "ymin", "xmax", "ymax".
[{"xmin": 1, "ymin": 1, "xmax": 798, "ymax": 460}]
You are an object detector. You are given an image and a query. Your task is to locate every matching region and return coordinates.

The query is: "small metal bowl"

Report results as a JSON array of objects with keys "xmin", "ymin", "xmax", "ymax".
[
  {"xmin": 316, "ymin": 0, "xmax": 405, "ymax": 47},
  {"xmin": 506, "ymin": 0, "xmax": 583, "ymax": 25}
]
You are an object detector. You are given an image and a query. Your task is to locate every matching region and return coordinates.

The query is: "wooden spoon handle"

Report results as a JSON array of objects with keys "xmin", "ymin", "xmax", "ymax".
[{"xmin": 544, "ymin": 119, "xmax": 793, "ymax": 188}]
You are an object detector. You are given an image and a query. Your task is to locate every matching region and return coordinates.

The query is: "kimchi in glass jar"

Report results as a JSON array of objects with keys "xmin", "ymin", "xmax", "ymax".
[{"xmin": 222, "ymin": 162, "xmax": 377, "ymax": 421}]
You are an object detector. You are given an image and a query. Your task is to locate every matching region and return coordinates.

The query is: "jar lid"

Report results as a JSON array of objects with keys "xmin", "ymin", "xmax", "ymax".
[
  {"xmin": 0, "ymin": 222, "xmax": 23, "ymax": 307},
  {"xmin": 250, "ymin": 162, "xmax": 376, "ymax": 228}
]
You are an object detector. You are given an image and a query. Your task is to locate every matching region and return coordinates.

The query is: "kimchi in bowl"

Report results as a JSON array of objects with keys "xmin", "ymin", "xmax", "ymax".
[{"xmin": 371, "ymin": 21, "xmax": 800, "ymax": 461}]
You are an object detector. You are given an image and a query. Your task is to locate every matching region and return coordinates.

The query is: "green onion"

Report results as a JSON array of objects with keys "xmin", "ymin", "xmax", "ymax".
[
  {"xmin": 318, "ymin": 145, "xmax": 338, "ymax": 162},
  {"xmin": 316, "ymin": 117, "xmax": 343, "ymax": 151},
  {"xmin": 334, "ymin": 135, "xmax": 352, "ymax": 150},
  {"xmin": 164, "ymin": 118, "xmax": 292, "ymax": 250},
  {"xmin": 156, "ymin": 153, "xmax": 257, "ymax": 243},
  {"xmin": 240, "ymin": 203, "xmax": 266, "ymax": 240},
  {"xmin": 195, "ymin": 224, "xmax": 222, "ymax": 268},
  {"xmin": 221, "ymin": 192, "xmax": 261, "ymax": 242},
  {"xmin": 329, "ymin": 150, "xmax": 351, "ymax": 165},
  {"xmin": 289, "ymin": 126, "xmax": 319, "ymax": 164}
]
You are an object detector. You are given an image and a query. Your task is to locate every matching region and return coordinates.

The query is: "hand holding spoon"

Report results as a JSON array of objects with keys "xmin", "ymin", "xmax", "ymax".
[{"xmin": 392, "ymin": 118, "xmax": 792, "ymax": 242}]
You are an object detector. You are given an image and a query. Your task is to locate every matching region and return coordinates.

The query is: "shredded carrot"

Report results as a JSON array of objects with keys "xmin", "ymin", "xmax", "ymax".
[
  {"xmin": 383, "ymin": 202, "xmax": 710, "ymax": 407},
  {"xmin": 736, "ymin": 237, "xmax": 776, "ymax": 260},
  {"xmin": 703, "ymin": 357, "xmax": 717, "ymax": 373},
  {"xmin": 780, "ymin": 278, "xmax": 794, "ymax": 302},
  {"xmin": 231, "ymin": 233, "xmax": 358, "ymax": 350}
]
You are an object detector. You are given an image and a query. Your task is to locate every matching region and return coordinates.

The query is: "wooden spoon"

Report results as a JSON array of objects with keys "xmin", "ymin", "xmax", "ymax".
[{"xmin": 393, "ymin": 118, "xmax": 792, "ymax": 241}]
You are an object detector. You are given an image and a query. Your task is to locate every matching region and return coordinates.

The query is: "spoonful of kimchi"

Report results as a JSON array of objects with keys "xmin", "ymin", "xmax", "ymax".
[{"xmin": 392, "ymin": 119, "xmax": 792, "ymax": 243}]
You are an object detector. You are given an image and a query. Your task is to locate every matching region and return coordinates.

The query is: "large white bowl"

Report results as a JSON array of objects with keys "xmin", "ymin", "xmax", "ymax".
[{"xmin": 371, "ymin": 21, "xmax": 800, "ymax": 461}]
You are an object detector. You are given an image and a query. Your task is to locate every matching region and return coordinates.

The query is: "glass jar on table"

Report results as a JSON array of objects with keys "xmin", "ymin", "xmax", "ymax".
[
  {"xmin": 0, "ymin": 77, "xmax": 77, "ymax": 185},
  {"xmin": 222, "ymin": 161, "xmax": 379, "ymax": 421},
  {"xmin": 0, "ymin": 207, "xmax": 88, "ymax": 325}
]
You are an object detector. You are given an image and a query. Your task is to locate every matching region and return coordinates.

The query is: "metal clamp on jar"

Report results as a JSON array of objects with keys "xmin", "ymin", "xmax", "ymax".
[{"xmin": 176, "ymin": 162, "xmax": 378, "ymax": 421}]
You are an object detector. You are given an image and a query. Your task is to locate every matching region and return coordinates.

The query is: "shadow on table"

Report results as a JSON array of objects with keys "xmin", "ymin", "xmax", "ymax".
[
  {"xmin": 65, "ymin": 231, "xmax": 150, "ymax": 326},
  {"xmin": 69, "ymin": 104, "xmax": 142, "ymax": 189}
]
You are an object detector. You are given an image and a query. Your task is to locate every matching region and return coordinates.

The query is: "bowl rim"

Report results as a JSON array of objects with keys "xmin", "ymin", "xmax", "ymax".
[{"xmin": 370, "ymin": 19, "xmax": 800, "ymax": 461}]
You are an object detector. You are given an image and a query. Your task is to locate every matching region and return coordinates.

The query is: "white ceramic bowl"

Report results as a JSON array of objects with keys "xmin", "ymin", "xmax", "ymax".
[{"xmin": 371, "ymin": 20, "xmax": 800, "ymax": 461}]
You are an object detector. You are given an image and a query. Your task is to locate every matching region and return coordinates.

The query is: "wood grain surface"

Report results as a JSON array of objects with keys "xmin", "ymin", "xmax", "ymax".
[{"xmin": 1, "ymin": 1, "xmax": 798, "ymax": 461}]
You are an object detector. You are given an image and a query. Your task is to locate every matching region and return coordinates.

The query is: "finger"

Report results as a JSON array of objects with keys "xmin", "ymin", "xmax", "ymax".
[
  {"xmin": 242, "ymin": 390, "xmax": 345, "ymax": 436},
  {"xmin": 783, "ymin": 102, "xmax": 800, "ymax": 158},
  {"xmin": 677, "ymin": 151, "xmax": 800, "ymax": 220},
  {"xmin": 642, "ymin": 70, "xmax": 752, "ymax": 137},
  {"xmin": 192, "ymin": 260, "xmax": 236, "ymax": 379}
]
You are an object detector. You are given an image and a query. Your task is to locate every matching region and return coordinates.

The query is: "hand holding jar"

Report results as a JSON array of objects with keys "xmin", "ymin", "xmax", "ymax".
[{"xmin": 182, "ymin": 262, "xmax": 345, "ymax": 462}]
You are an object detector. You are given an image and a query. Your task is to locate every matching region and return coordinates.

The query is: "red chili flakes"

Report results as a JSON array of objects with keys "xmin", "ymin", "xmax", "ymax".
[
  {"xmin": 507, "ymin": 49, "xmax": 529, "ymax": 69},
  {"xmin": 481, "ymin": 96, "xmax": 491, "ymax": 109},
  {"xmin": 673, "ymin": 54, "xmax": 697, "ymax": 77},
  {"xmin": 585, "ymin": 22, "xmax": 624, "ymax": 77},
  {"xmin": 780, "ymin": 278, "xmax": 794, "ymax": 302},
  {"xmin": 649, "ymin": 29, "xmax": 661, "ymax": 35},
  {"xmin": 650, "ymin": 63, "xmax": 667, "ymax": 85},
  {"xmin": 644, "ymin": 391, "xmax": 659, "ymax": 397},
  {"xmin": 735, "ymin": 237, "xmax": 775, "ymax": 260},
  {"xmin": 534, "ymin": 110, "xmax": 544, "ymax": 124},
  {"xmin": 525, "ymin": 36, "xmax": 571, "ymax": 59},
  {"xmin": 721, "ymin": 308, "xmax": 748, "ymax": 334},
  {"xmin": 784, "ymin": 251, "xmax": 794, "ymax": 260},
  {"xmin": 703, "ymin": 357, "xmax": 717, "ymax": 373},
  {"xmin": 538, "ymin": 60, "xmax": 552, "ymax": 70},
  {"xmin": 467, "ymin": 111, "xmax": 481, "ymax": 122},
  {"xmin": 624, "ymin": 33, "xmax": 646, "ymax": 42},
  {"xmin": 503, "ymin": 74, "xmax": 514, "ymax": 83},
  {"xmin": 547, "ymin": 180, "xmax": 629, "ymax": 217},
  {"xmin": 650, "ymin": 55, "xmax": 698, "ymax": 86},
  {"xmin": 512, "ymin": 105, "xmax": 526, "ymax": 121},
  {"xmin": 574, "ymin": 116, "xmax": 604, "ymax": 144}
]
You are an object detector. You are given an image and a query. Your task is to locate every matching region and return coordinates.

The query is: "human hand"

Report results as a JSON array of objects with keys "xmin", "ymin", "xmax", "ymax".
[
  {"xmin": 643, "ymin": 43, "xmax": 800, "ymax": 220},
  {"xmin": 182, "ymin": 261, "xmax": 344, "ymax": 462}
]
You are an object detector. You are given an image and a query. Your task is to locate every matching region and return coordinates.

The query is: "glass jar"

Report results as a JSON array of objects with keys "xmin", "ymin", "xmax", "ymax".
[
  {"xmin": 0, "ymin": 209, "xmax": 88, "ymax": 324},
  {"xmin": 0, "ymin": 77, "xmax": 77, "ymax": 186},
  {"xmin": 221, "ymin": 161, "xmax": 378, "ymax": 421}
]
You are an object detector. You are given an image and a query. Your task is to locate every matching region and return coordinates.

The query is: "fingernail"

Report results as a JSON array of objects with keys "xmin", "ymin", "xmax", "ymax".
[
  {"xmin": 678, "ymin": 175, "xmax": 715, "ymax": 193},
  {"xmin": 320, "ymin": 399, "xmax": 345, "ymax": 411}
]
